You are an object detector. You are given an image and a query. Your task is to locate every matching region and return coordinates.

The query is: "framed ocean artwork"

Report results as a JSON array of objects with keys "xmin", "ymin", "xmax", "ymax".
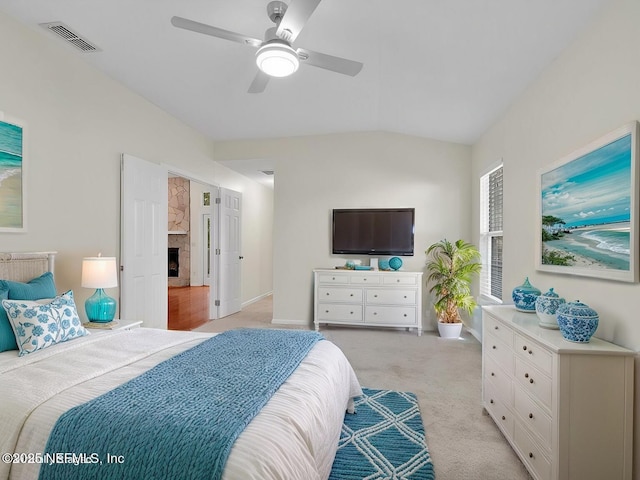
[
  {"xmin": 537, "ymin": 121, "xmax": 639, "ymax": 282},
  {"xmin": 0, "ymin": 116, "xmax": 25, "ymax": 232}
]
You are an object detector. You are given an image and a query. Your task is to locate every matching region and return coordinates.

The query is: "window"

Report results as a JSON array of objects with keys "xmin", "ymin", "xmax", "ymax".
[{"xmin": 480, "ymin": 164, "xmax": 503, "ymax": 301}]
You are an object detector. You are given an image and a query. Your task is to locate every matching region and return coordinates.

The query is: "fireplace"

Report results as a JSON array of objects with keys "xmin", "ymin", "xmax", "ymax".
[{"xmin": 168, "ymin": 248, "xmax": 179, "ymax": 277}]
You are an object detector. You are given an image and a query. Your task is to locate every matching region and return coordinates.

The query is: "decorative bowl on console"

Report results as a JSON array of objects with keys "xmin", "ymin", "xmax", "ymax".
[{"xmin": 556, "ymin": 300, "xmax": 599, "ymax": 343}]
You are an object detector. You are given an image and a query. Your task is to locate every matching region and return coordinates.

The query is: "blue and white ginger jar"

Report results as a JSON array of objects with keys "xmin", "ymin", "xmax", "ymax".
[
  {"xmin": 512, "ymin": 277, "xmax": 541, "ymax": 313},
  {"xmin": 556, "ymin": 301, "xmax": 599, "ymax": 343},
  {"xmin": 535, "ymin": 288, "xmax": 565, "ymax": 329}
]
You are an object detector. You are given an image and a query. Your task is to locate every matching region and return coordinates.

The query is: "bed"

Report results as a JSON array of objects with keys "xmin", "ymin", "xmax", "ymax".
[{"xmin": 0, "ymin": 252, "xmax": 362, "ymax": 480}]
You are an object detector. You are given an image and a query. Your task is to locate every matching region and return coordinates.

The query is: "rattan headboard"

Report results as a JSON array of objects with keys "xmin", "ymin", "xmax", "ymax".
[{"xmin": 0, "ymin": 252, "xmax": 56, "ymax": 282}]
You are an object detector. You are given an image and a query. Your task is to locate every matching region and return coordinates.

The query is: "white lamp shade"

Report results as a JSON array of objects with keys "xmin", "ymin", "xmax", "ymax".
[
  {"xmin": 256, "ymin": 43, "xmax": 299, "ymax": 77},
  {"xmin": 81, "ymin": 257, "xmax": 118, "ymax": 289}
]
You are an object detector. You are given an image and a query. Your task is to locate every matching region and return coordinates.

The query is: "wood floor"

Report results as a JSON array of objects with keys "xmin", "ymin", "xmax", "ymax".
[{"xmin": 168, "ymin": 286, "xmax": 210, "ymax": 331}]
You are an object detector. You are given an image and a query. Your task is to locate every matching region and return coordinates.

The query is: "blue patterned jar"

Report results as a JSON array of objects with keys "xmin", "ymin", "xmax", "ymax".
[
  {"xmin": 556, "ymin": 301, "xmax": 599, "ymax": 343},
  {"xmin": 512, "ymin": 277, "xmax": 541, "ymax": 313},
  {"xmin": 535, "ymin": 288, "xmax": 565, "ymax": 329}
]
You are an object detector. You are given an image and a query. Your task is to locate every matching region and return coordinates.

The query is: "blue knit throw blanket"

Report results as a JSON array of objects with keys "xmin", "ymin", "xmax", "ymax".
[{"xmin": 39, "ymin": 328, "xmax": 323, "ymax": 480}]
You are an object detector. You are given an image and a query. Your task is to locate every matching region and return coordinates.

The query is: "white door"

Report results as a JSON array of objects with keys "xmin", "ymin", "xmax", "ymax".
[
  {"xmin": 120, "ymin": 154, "xmax": 168, "ymax": 329},
  {"xmin": 218, "ymin": 187, "xmax": 242, "ymax": 317}
]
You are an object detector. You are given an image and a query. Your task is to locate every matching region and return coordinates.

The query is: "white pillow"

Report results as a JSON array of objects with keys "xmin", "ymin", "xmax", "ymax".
[{"xmin": 2, "ymin": 290, "xmax": 89, "ymax": 356}]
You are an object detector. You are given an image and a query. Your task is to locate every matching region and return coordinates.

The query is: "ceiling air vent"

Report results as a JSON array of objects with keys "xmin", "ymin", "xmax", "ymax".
[
  {"xmin": 39, "ymin": 22, "xmax": 101, "ymax": 52},
  {"xmin": 260, "ymin": 170, "xmax": 275, "ymax": 176}
]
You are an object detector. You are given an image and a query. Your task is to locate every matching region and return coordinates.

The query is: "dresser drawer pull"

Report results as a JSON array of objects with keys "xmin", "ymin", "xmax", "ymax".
[
  {"xmin": 524, "ymin": 373, "xmax": 529, "ymax": 378},
  {"xmin": 403, "ymin": 314, "xmax": 407, "ymax": 317},
  {"xmin": 374, "ymin": 294, "xmax": 378, "ymax": 297},
  {"xmin": 332, "ymin": 277, "xmax": 336, "ymax": 280},
  {"xmin": 404, "ymin": 295, "xmax": 407, "ymax": 298},
  {"xmin": 396, "ymin": 279, "xmax": 400, "ymax": 282},
  {"xmin": 373, "ymin": 312, "xmax": 377, "ymax": 315},
  {"xmin": 528, "ymin": 350, "xmax": 533, "ymax": 354},
  {"xmin": 529, "ymin": 452, "xmax": 534, "ymax": 459},
  {"xmin": 494, "ymin": 326, "xmax": 499, "ymax": 330},
  {"xmin": 350, "ymin": 311, "xmax": 354, "ymax": 315},
  {"xmin": 522, "ymin": 345, "xmax": 527, "ymax": 351},
  {"xmin": 492, "ymin": 345, "xmax": 497, "ymax": 350},
  {"xmin": 350, "ymin": 294, "xmax": 354, "ymax": 297},
  {"xmin": 491, "ymin": 372, "xmax": 495, "ymax": 377},
  {"xmin": 326, "ymin": 292, "xmax": 330, "ymax": 296},
  {"xmin": 529, "ymin": 413, "xmax": 534, "ymax": 419},
  {"xmin": 325, "ymin": 310, "xmax": 329, "ymax": 313},
  {"xmin": 490, "ymin": 399, "xmax": 494, "ymax": 404},
  {"xmin": 501, "ymin": 416, "xmax": 506, "ymax": 421}
]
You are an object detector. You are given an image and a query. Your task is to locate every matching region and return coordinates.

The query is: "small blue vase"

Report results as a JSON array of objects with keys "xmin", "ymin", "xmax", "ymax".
[
  {"xmin": 512, "ymin": 277, "xmax": 541, "ymax": 313},
  {"xmin": 535, "ymin": 288, "xmax": 565, "ymax": 329},
  {"xmin": 388, "ymin": 257, "xmax": 403, "ymax": 270}
]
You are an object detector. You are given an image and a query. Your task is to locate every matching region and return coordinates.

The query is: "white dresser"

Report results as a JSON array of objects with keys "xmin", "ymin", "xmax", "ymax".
[
  {"xmin": 313, "ymin": 269, "xmax": 423, "ymax": 336},
  {"xmin": 482, "ymin": 305, "xmax": 633, "ymax": 480}
]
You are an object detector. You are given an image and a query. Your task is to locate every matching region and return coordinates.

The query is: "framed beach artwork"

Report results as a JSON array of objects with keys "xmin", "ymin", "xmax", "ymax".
[
  {"xmin": 0, "ymin": 115, "xmax": 25, "ymax": 232},
  {"xmin": 537, "ymin": 121, "xmax": 639, "ymax": 282}
]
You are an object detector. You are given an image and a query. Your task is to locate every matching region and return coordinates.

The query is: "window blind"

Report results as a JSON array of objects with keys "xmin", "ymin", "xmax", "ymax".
[{"xmin": 480, "ymin": 165, "xmax": 503, "ymax": 301}]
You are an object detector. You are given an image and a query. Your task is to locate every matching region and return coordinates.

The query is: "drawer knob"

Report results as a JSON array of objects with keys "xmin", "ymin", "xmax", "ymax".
[
  {"xmin": 528, "ymin": 349, "xmax": 533, "ymax": 355},
  {"xmin": 332, "ymin": 277, "xmax": 335, "ymax": 280},
  {"xmin": 529, "ymin": 413, "xmax": 533, "ymax": 419},
  {"xmin": 325, "ymin": 310, "xmax": 329, "ymax": 313},
  {"xmin": 490, "ymin": 399, "xmax": 494, "ymax": 404},
  {"xmin": 529, "ymin": 453, "xmax": 534, "ymax": 459},
  {"xmin": 364, "ymin": 278, "xmax": 367, "ymax": 281},
  {"xmin": 397, "ymin": 279, "xmax": 400, "ymax": 282},
  {"xmin": 350, "ymin": 293, "xmax": 354, "ymax": 297},
  {"xmin": 522, "ymin": 345, "xmax": 527, "ymax": 351},
  {"xmin": 492, "ymin": 345, "xmax": 496, "ymax": 350},
  {"xmin": 524, "ymin": 373, "xmax": 529, "ymax": 378},
  {"xmin": 501, "ymin": 416, "xmax": 506, "ymax": 421},
  {"xmin": 404, "ymin": 295, "xmax": 407, "ymax": 298},
  {"xmin": 374, "ymin": 294, "xmax": 378, "ymax": 297},
  {"xmin": 326, "ymin": 292, "xmax": 330, "ymax": 296},
  {"xmin": 530, "ymin": 378, "xmax": 534, "ymax": 384},
  {"xmin": 494, "ymin": 326, "xmax": 499, "ymax": 330},
  {"xmin": 373, "ymin": 312, "xmax": 377, "ymax": 315},
  {"xmin": 491, "ymin": 372, "xmax": 495, "ymax": 377},
  {"xmin": 350, "ymin": 311, "xmax": 354, "ymax": 315}
]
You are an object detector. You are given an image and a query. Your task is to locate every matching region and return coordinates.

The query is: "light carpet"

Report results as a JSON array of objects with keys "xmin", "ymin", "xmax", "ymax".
[{"xmin": 330, "ymin": 388, "xmax": 435, "ymax": 480}]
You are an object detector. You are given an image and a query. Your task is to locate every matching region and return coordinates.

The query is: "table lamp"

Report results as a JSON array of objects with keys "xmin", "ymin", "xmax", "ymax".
[{"xmin": 81, "ymin": 255, "xmax": 118, "ymax": 323}]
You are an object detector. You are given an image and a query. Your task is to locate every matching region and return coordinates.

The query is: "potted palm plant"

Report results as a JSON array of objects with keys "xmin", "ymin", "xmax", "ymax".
[{"xmin": 426, "ymin": 239, "xmax": 482, "ymax": 338}]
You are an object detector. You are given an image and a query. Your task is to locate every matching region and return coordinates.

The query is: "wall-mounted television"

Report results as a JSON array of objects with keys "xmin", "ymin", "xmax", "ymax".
[{"xmin": 332, "ymin": 208, "xmax": 415, "ymax": 256}]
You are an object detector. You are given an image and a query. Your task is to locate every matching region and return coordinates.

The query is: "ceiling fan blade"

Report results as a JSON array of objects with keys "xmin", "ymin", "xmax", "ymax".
[
  {"xmin": 276, "ymin": 0, "xmax": 322, "ymax": 43},
  {"xmin": 171, "ymin": 16, "xmax": 262, "ymax": 48},
  {"xmin": 248, "ymin": 70, "xmax": 270, "ymax": 94},
  {"xmin": 297, "ymin": 48, "xmax": 363, "ymax": 77}
]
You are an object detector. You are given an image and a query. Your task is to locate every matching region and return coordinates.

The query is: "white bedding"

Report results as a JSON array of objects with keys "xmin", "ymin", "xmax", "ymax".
[{"xmin": 0, "ymin": 328, "xmax": 362, "ymax": 480}]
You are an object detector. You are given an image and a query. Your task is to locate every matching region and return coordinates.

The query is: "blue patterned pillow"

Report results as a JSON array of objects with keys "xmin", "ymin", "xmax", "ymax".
[
  {"xmin": 2, "ymin": 290, "xmax": 89, "ymax": 356},
  {"xmin": 0, "ymin": 288, "xmax": 18, "ymax": 352},
  {"xmin": 0, "ymin": 271, "xmax": 57, "ymax": 300}
]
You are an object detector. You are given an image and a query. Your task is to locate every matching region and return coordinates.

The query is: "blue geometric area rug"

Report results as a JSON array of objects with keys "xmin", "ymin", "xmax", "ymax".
[{"xmin": 330, "ymin": 388, "xmax": 435, "ymax": 480}]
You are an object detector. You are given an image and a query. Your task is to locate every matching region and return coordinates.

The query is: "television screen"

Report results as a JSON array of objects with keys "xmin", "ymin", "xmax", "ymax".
[{"xmin": 332, "ymin": 208, "xmax": 415, "ymax": 256}]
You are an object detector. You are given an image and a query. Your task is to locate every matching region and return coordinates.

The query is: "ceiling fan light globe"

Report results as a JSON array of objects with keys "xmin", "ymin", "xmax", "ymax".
[{"xmin": 256, "ymin": 43, "xmax": 299, "ymax": 77}]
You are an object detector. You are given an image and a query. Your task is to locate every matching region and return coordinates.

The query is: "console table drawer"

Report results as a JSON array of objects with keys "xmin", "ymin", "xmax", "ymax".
[
  {"xmin": 350, "ymin": 275, "xmax": 381, "ymax": 285},
  {"xmin": 317, "ymin": 273, "xmax": 349, "ymax": 285},
  {"xmin": 366, "ymin": 289, "xmax": 416, "ymax": 305},
  {"xmin": 317, "ymin": 287, "xmax": 362, "ymax": 303},
  {"xmin": 382, "ymin": 275, "xmax": 417, "ymax": 285},
  {"xmin": 364, "ymin": 306, "xmax": 416, "ymax": 325},
  {"xmin": 317, "ymin": 304, "xmax": 363, "ymax": 322}
]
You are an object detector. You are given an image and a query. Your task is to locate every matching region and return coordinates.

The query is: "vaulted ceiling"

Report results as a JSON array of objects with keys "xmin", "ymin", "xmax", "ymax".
[{"xmin": 0, "ymin": 0, "xmax": 607, "ymax": 147}]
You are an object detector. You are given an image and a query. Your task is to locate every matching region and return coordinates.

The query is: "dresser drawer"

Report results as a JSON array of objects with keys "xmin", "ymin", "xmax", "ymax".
[
  {"xmin": 382, "ymin": 275, "xmax": 417, "ymax": 285},
  {"xmin": 514, "ymin": 333, "xmax": 553, "ymax": 376},
  {"xmin": 350, "ymin": 275, "xmax": 381, "ymax": 285},
  {"xmin": 514, "ymin": 422, "xmax": 552, "ymax": 480},
  {"xmin": 317, "ymin": 304, "xmax": 363, "ymax": 322},
  {"xmin": 317, "ymin": 273, "xmax": 349, "ymax": 285},
  {"xmin": 364, "ymin": 306, "xmax": 416, "ymax": 325},
  {"xmin": 515, "ymin": 358, "xmax": 552, "ymax": 411},
  {"xmin": 484, "ymin": 314, "xmax": 514, "ymax": 348},
  {"xmin": 484, "ymin": 334, "xmax": 515, "ymax": 375},
  {"xmin": 317, "ymin": 287, "xmax": 362, "ymax": 303},
  {"xmin": 484, "ymin": 355, "xmax": 512, "ymax": 403},
  {"xmin": 514, "ymin": 386, "xmax": 552, "ymax": 447},
  {"xmin": 484, "ymin": 383, "xmax": 514, "ymax": 439},
  {"xmin": 366, "ymin": 289, "xmax": 416, "ymax": 305}
]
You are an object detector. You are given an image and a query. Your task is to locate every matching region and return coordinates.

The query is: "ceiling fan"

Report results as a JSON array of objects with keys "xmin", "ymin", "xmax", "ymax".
[{"xmin": 171, "ymin": 0, "xmax": 363, "ymax": 93}]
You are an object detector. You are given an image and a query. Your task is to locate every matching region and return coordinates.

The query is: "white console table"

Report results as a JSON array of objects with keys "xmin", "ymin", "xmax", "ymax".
[{"xmin": 313, "ymin": 269, "xmax": 423, "ymax": 336}]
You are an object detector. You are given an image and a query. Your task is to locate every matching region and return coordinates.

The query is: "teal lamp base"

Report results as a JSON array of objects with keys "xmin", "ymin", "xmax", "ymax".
[{"xmin": 85, "ymin": 288, "xmax": 117, "ymax": 323}]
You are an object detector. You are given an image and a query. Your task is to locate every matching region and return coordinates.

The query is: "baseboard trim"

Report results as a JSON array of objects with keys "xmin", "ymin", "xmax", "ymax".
[
  {"xmin": 271, "ymin": 318, "xmax": 309, "ymax": 327},
  {"xmin": 241, "ymin": 291, "xmax": 273, "ymax": 308}
]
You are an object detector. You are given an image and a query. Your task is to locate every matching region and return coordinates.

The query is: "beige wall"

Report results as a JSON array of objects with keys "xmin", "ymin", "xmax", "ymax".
[
  {"xmin": 470, "ymin": 0, "xmax": 640, "ymax": 474},
  {"xmin": 215, "ymin": 131, "xmax": 472, "ymax": 329},
  {"xmin": 0, "ymin": 10, "xmax": 273, "ymax": 315}
]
